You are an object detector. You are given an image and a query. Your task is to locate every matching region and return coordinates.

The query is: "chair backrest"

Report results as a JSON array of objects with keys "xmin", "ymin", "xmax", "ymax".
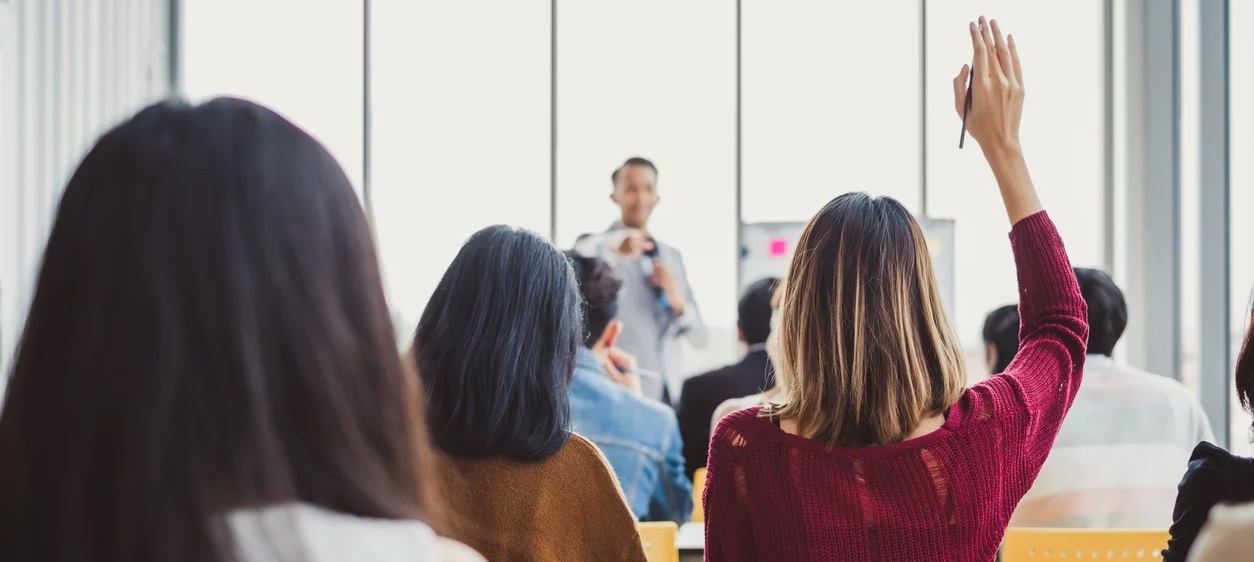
[
  {"xmin": 638, "ymin": 521, "xmax": 679, "ymax": 562},
  {"xmin": 691, "ymin": 468, "xmax": 707, "ymax": 523},
  {"xmin": 1001, "ymin": 528, "xmax": 1169, "ymax": 561}
]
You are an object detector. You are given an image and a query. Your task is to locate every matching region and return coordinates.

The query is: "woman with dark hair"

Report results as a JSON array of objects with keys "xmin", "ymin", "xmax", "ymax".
[
  {"xmin": 414, "ymin": 226, "xmax": 646, "ymax": 561},
  {"xmin": 704, "ymin": 20, "xmax": 1089, "ymax": 561},
  {"xmin": 1163, "ymin": 303, "xmax": 1254, "ymax": 561},
  {"xmin": 0, "ymin": 98, "xmax": 480, "ymax": 561}
]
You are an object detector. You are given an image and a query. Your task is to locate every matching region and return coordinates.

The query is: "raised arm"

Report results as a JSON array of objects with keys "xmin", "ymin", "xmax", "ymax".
[
  {"xmin": 952, "ymin": 17, "xmax": 1039, "ymax": 225},
  {"xmin": 954, "ymin": 18, "xmax": 1088, "ymax": 471}
]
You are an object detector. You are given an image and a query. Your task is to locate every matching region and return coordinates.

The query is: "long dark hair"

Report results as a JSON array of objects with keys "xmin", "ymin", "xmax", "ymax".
[
  {"xmin": 414, "ymin": 225, "xmax": 581, "ymax": 461},
  {"xmin": 1237, "ymin": 305, "xmax": 1254, "ymax": 431},
  {"xmin": 0, "ymin": 98, "xmax": 432, "ymax": 562}
]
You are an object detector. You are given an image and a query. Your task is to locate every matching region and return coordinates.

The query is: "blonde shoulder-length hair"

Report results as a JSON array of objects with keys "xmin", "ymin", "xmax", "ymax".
[{"xmin": 766, "ymin": 192, "xmax": 965, "ymax": 447}]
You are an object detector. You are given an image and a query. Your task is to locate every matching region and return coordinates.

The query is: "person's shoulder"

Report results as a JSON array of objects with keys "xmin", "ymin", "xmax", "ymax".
[
  {"xmin": 560, "ymin": 433, "xmax": 624, "ymax": 476},
  {"xmin": 712, "ymin": 406, "xmax": 767, "ymax": 438},
  {"xmin": 228, "ymin": 503, "xmax": 485, "ymax": 562},
  {"xmin": 711, "ymin": 395, "xmax": 763, "ymax": 427},
  {"xmin": 622, "ymin": 394, "xmax": 681, "ymax": 446},
  {"xmin": 1177, "ymin": 442, "xmax": 1253, "ymax": 498},
  {"xmin": 561, "ymin": 433, "xmax": 644, "ymax": 498}
]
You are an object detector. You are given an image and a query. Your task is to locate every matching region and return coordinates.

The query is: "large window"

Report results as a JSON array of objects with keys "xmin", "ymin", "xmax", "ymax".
[
  {"xmin": 554, "ymin": 0, "xmax": 739, "ymax": 373},
  {"xmin": 740, "ymin": 2, "xmax": 922, "ymax": 221},
  {"xmin": 369, "ymin": 1, "xmax": 552, "ymax": 339},
  {"xmin": 1230, "ymin": 0, "xmax": 1254, "ymax": 455},
  {"xmin": 925, "ymin": 1, "xmax": 1107, "ymax": 357},
  {"xmin": 181, "ymin": 0, "xmax": 364, "ymax": 192}
]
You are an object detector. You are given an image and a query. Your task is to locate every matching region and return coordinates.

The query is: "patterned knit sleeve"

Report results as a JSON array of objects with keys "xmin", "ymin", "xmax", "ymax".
[
  {"xmin": 1000, "ymin": 212, "xmax": 1088, "ymax": 477},
  {"xmin": 703, "ymin": 414, "xmax": 755, "ymax": 561}
]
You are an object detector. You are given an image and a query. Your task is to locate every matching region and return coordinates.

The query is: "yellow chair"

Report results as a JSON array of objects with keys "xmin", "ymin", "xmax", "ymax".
[
  {"xmin": 638, "ymin": 521, "xmax": 679, "ymax": 562},
  {"xmin": 690, "ymin": 468, "xmax": 707, "ymax": 523},
  {"xmin": 1002, "ymin": 528, "xmax": 1169, "ymax": 561}
]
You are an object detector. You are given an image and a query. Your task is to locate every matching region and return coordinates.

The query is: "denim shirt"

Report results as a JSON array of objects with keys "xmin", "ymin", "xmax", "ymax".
[{"xmin": 568, "ymin": 347, "xmax": 693, "ymax": 523}]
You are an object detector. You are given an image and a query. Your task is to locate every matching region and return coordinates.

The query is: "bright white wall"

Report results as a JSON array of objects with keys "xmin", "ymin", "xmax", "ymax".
[
  {"xmin": 1228, "ymin": 0, "xmax": 1254, "ymax": 455},
  {"xmin": 370, "ymin": 0, "xmax": 552, "ymax": 342},
  {"xmin": 181, "ymin": 0, "xmax": 364, "ymax": 192},
  {"xmin": 741, "ymin": 1, "xmax": 922, "ymax": 221},
  {"xmin": 1, "ymin": 0, "xmax": 169, "ymax": 378}
]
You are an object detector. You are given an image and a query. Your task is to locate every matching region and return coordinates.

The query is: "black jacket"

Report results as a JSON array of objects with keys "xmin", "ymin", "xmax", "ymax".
[
  {"xmin": 1163, "ymin": 441, "xmax": 1254, "ymax": 561},
  {"xmin": 676, "ymin": 349, "xmax": 773, "ymax": 480}
]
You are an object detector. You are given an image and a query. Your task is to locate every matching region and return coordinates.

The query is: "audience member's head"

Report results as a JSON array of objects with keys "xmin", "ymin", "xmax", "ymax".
[
  {"xmin": 771, "ymin": 192, "xmax": 965, "ymax": 447},
  {"xmin": 414, "ymin": 226, "xmax": 582, "ymax": 462},
  {"xmin": 1237, "ymin": 299, "xmax": 1254, "ymax": 430},
  {"xmin": 982, "ymin": 304, "xmax": 1020, "ymax": 374},
  {"xmin": 1074, "ymin": 267, "xmax": 1127, "ymax": 356},
  {"xmin": 0, "ymin": 98, "xmax": 431, "ymax": 561},
  {"xmin": 610, "ymin": 156, "xmax": 659, "ymax": 228},
  {"xmin": 739, "ymin": 277, "xmax": 780, "ymax": 347},
  {"xmin": 566, "ymin": 252, "xmax": 624, "ymax": 350}
]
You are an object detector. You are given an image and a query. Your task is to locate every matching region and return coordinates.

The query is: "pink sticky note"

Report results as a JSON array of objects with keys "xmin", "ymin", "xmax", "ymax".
[{"xmin": 769, "ymin": 237, "xmax": 788, "ymax": 257}]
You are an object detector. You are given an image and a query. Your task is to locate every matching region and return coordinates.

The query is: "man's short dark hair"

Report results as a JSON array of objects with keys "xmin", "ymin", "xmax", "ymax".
[
  {"xmin": 565, "ymin": 252, "xmax": 623, "ymax": 345},
  {"xmin": 739, "ymin": 277, "xmax": 779, "ymax": 346},
  {"xmin": 1074, "ymin": 267, "xmax": 1127, "ymax": 356},
  {"xmin": 610, "ymin": 156, "xmax": 659, "ymax": 186},
  {"xmin": 982, "ymin": 304, "xmax": 1020, "ymax": 374}
]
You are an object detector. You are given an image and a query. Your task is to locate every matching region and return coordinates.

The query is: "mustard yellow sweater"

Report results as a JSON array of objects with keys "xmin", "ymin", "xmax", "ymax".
[{"xmin": 433, "ymin": 434, "xmax": 647, "ymax": 562}]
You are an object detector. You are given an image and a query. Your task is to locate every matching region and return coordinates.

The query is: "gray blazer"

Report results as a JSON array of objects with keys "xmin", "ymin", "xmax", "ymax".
[{"xmin": 574, "ymin": 225, "xmax": 708, "ymax": 402}]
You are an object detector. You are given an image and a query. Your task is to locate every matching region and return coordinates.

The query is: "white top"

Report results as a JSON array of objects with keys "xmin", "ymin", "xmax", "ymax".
[
  {"xmin": 1012, "ymin": 354, "xmax": 1215, "ymax": 528},
  {"xmin": 711, "ymin": 394, "xmax": 768, "ymax": 433},
  {"xmin": 228, "ymin": 503, "xmax": 484, "ymax": 562},
  {"xmin": 1187, "ymin": 502, "xmax": 1254, "ymax": 561}
]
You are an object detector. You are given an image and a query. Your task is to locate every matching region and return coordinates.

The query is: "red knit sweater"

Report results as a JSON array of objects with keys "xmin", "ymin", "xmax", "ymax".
[{"xmin": 703, "ymin": 212, "xmax": 1088, "ymax": 562}]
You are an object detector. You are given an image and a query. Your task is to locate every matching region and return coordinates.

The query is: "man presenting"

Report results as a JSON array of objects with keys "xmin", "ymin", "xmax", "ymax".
[{"xmin": 574, "ymin": 156, "xmax": 707, "ymax": 404}]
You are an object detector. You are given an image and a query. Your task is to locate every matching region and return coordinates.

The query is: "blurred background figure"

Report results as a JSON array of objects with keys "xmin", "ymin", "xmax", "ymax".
[
  {"xmin": 566, "ymin": 252, "xmax": 692, "ymax": 523},
  {"xmin": 1012, "ymin": 267, "xmax": 1214, "ymax": 528},
  {"xmin": 574, "ymin": 157, "xmax": 708, "ymax": 404},
  {"xmin": 677, "ymin": 276, "xmax": 778, "ymax": 479},
  {"xmin": 0, "ymin": 98, "xmax": 480, "ymax": 562},
  {"xmin": 983, "ymin": 304, "xmax": 1021, "ymax": 375},
  {"xmin": 412, "ymin": 226, "xmax": 646, "ymax": 561}
]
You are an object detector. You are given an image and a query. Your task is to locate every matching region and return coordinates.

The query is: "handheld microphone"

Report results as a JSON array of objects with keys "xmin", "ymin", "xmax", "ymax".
[{"xmin": 642, "ymin": 237, "xmax": 671, "ymax": 311}]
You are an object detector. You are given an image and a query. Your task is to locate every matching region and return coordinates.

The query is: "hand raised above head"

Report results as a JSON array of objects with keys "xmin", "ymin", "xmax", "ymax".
[
  {"xmin": 953, "ymin": 16, "xmax": 1041, "ymax": 224},
  {"xmin": 953, "ymin": 17, "xmax": 1024, "ymax": 157}
]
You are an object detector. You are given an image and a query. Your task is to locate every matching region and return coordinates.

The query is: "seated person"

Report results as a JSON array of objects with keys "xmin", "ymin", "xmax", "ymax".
[
  {"xmin": 710, "ymin": 282, "xmax": 786, "ymax": 429},
  {"xmin": 414, "ymin": 229, "xmax": 646, "ymax": 561},
  {"xmin": 982, "ymin": 303, "xmax": 1020, "ymax": 375},
  {"xmin": 1012, "ymin": 267, "xmax": 1215, "ymax": 528},
  {"xmin": 1163, "ymin": 301, "xmax": 1254, "ymax": 561},
  {"xmin": 677, "ymin": 277, "xmax": 778, "ymax": 479},
  {"xmin": 565, "ymin": 252, "xmax": 693, "ymax": 523}
]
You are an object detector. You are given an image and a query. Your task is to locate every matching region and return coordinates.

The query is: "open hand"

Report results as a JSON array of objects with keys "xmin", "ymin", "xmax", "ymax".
[{"xmin": 953, "ymin": 17, "xmax": 1024, "ymax": 156}]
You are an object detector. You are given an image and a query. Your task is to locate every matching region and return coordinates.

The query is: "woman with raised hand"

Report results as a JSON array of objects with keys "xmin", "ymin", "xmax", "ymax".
[
  {"xmin": 0, "ymin": 98, "xmax": 480, "ymax": 562},
  {"xmin": 703, "ymin": 18, "xmax": 1088, "ymax": 561},
  {"xmin": 412, "ymin": 226, "xmax": 647, "ymax": 561}
]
